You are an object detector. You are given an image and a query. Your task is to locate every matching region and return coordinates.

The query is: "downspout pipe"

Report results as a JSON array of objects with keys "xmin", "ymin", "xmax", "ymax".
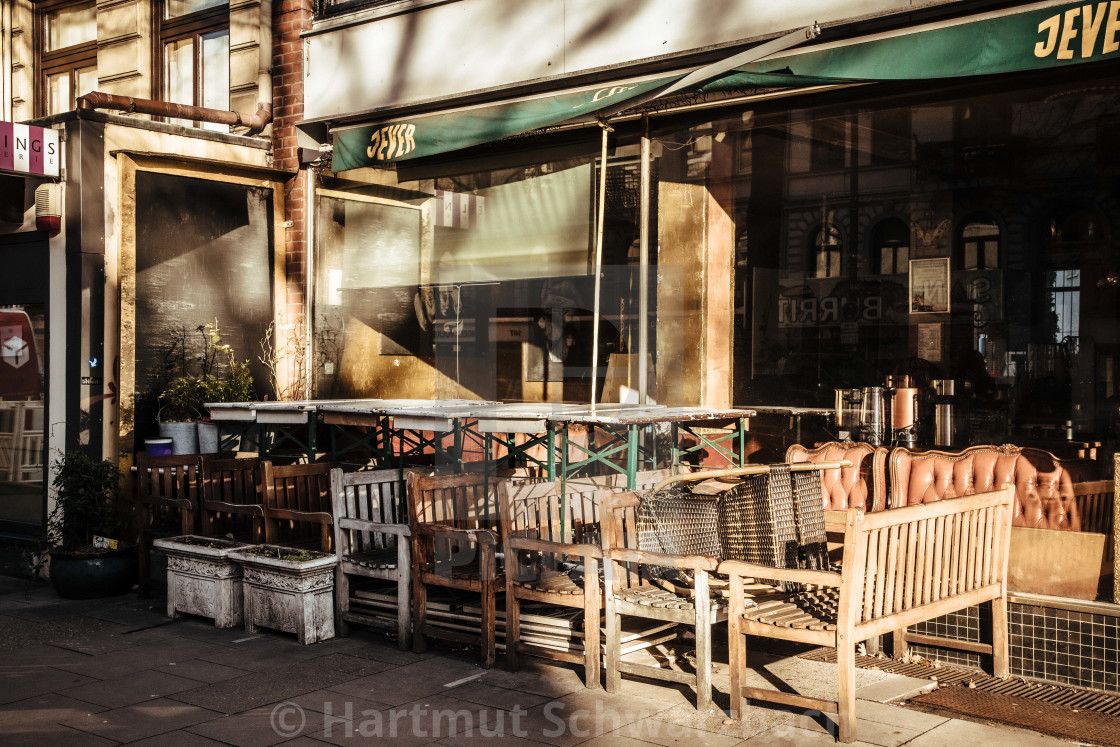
[{"xmin": 77, "ymin": 0, "xmax": 273, "ymax": 134}]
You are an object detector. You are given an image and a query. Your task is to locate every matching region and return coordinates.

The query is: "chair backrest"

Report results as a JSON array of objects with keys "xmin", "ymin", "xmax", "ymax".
[
  {"xmin": 135, "ymin": 452, "xmax": 202, "ymax": 506},
  {"xmin": 406, "ymin": 471, "xmax": 502, "ymax": 534},
  {"xmin": 841, "ymin": 485, "xmax": 1014, "ymax": 627},
  {"xmin": 1072, "ymin": 480, "xmax": 1114, "ymax": 535},
  {"xmin": 498, "ymin": 479, "xmax": 604, "ymax": 545},
  {"xmin": 260, "ymin": 460, "xmax": 333, "ymax": 517},
  {"xmin": 200, "ymin": 454, "xmax": 262, "ymax": 509},
  {"xmin": 598, "ymin": 490, "xmax": 646, "ymax": 590},
  {"xmin": 332, "ymin": 467, "xmax": 417, "ymax": 555},
  {"xmin": 786, "ymin": 440, "xmax": 887, "ymax": 512}
]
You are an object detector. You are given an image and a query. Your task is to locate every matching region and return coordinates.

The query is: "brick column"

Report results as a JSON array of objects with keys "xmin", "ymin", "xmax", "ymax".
[{"xmin": 273, "ymin": 0, "xmax": 313, "ymax": 327}]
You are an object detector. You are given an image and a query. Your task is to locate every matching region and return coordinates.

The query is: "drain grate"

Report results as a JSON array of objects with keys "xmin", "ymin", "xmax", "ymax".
[
  {"xmin": 801, "ymin": 646, "xmax": 1120, "ymax": 714},
  {"xmin": 800, "ymin": 646, "xmax": 1120, "ymax": 743}
]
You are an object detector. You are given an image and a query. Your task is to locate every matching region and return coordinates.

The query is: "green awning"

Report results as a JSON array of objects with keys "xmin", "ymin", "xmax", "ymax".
[{"xmin": 332, "ymin": 0, "xmax": 1120, "ymax": 171}]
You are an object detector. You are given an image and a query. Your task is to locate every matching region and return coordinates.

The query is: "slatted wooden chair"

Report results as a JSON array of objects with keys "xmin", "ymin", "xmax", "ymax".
[
  {"xmin": 261, "ymin": 461, "xmax": 334, "ymax": 551},
  {"xmin": 331, "ymin": 467, "xmax": 417, "ymax": 649},
  {"xmin": 1073, "ymin": 480, "xmax": 1115, "ymax": 535},
  {"xmin": 498, "ymin": 479, "xmax": 607, "ymax": 687},
  {"xmin": 599, "ymin": 488, "xmax": 728, "ymax": 710},
  {"xmin": 134, "ymin": 452, "xmax": 202, "ymax": 596},
  {"xmin": 407, "ymin": 471, "xmax": 504, "ymax": 668},
  {"xmin": 722, "ymin": 485, "xmax": 1015, "ymax": 743},
  {"xmin": 199, "ymin": 455, "xmax": 264, "ymax": 542}
]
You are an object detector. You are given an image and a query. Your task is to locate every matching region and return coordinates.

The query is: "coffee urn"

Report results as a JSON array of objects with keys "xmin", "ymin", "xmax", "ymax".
[
  {"xmin": 932, "ymin": 379, "xmax": 956, "ymax": 447},
  {"xmin": 891, "ymin": 386, "xmax": 920, "ymax": 448}
]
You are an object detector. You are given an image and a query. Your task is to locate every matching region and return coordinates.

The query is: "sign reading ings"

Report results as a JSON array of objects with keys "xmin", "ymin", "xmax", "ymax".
[{"xmin": 0, "ymin": 123, "xmax": 60, "ymax": 178}]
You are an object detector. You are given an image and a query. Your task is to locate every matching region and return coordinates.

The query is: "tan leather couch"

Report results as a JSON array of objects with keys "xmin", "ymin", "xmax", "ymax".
[
  {"xmin": 888, "ymin": 444, "xmax": 1081, "ymax": 530},
  {"xmin": 785, "ymin": 440, "xmax": 887, "ymax": 512}
]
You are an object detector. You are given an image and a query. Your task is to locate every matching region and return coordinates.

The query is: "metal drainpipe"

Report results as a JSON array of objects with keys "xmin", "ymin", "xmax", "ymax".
[{"xmin": 77, "ymin": 0, "xmax": 273, "ymax": 134}]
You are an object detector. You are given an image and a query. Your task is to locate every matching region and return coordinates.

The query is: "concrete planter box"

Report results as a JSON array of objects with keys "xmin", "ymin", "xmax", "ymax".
[
  {"xmin": 229, "ymin": 545, "xmax": 338, "ymax": 644},
  {"xmin": 153, "ymin": 535, "xmax": 252, "ymax": 628}
]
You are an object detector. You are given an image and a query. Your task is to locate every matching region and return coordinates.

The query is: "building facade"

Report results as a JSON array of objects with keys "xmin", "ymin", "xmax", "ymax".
[{"xmin": 0, "ymin": 0, "xmax": 313, "ymax": 540}]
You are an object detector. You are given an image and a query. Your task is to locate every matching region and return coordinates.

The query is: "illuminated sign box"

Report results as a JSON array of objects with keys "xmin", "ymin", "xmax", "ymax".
[{"xmin": 0, "ymin": 122, "xmax": 60, "ymax": 178}]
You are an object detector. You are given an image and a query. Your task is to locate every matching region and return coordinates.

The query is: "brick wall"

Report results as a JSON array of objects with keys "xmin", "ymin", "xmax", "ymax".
[{"xmin": 273, "ymin": 0, "xmax": 312, "ymax": 329}]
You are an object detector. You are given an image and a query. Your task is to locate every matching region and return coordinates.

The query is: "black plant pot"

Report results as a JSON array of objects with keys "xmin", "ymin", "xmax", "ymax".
[{"xmin": 49, "ymin": 546, "xmax": 137, "ymax": 599}]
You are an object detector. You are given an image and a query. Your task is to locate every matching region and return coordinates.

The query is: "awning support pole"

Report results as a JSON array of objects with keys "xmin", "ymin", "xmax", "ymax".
[
  {"xmin": 638, "ymin": 118, "xmax": 651, "ymax": 405},
  {"xmin": 590, "ymin": 119, "xmax": 612, "ymax": 411}
]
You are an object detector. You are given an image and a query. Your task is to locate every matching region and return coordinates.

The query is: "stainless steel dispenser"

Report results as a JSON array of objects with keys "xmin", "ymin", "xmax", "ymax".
[
  {"xmin": 932, "ymin": 379, "xmax": 956, "ymax": 447},
  {"xmin": 859, "ymin": 386, "xmax": 886, "ymax": 446},
  {"xmin": 834, "ymin": 388, "xmax": 862, "ymax": 439}
]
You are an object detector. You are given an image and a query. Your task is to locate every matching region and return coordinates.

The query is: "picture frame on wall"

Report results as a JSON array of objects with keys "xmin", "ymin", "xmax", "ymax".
[{"xmin": 909, "ymin": 257, "xmax": 950, "ymax": 313}]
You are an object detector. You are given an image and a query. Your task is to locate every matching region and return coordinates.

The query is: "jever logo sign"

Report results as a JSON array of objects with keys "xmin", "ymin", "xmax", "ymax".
[{"xmin": 1035, "ymin": 2, "xmax": 1120, "ymax": 59}]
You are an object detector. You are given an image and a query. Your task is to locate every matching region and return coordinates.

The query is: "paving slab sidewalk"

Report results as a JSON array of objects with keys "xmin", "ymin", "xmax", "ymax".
[{"xmin": 0, "ymin": 576, "xmax": 1078, "ymax": 746}]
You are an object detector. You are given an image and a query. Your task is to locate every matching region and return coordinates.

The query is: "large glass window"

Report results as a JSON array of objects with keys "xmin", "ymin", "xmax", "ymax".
[
  {"xmin": 38, "ymin": 0, "xmax": 98, "ymax": 115},
  {"xmin": 159, "ymin": 1, "xmax": 230, "ymax": 130}
]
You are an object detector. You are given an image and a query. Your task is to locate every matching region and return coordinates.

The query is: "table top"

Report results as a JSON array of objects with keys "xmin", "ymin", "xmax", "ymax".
[
  {"xmin": 206, "ymin": 398, "xmax": 754, "ymax": 428},
  {"xmin": 747, "ymin": 405, "xmax": 835, "ymax": 417}
]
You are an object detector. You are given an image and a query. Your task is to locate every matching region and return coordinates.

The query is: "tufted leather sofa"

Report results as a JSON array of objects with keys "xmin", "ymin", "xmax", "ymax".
[
  {"xmin": 785, "ymin": 440, "xmax": 887, "ymax": 513},
  {"xmin": 888, "ymin": 444, "xmax": 1081, "ymax": 531}
]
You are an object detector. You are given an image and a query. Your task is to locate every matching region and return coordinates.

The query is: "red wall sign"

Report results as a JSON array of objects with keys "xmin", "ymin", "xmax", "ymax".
[{"xmin": 0, "ymin": 122, "xmax": 60, "ymax": 178}]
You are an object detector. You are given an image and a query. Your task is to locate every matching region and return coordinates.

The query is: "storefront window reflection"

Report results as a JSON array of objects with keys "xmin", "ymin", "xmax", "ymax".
[{"xmin": 0, "ymin": 305, "xmax": 46, "ymax": 527}]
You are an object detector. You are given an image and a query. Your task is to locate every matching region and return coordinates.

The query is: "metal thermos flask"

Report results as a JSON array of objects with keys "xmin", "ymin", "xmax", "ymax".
[
  {"xmin": 933, "ymin": 379, "xmax": 955, "ymax": 447},
  {"xmin": 834, "ymin": 388, "xmax": 862, "ymax": 430}
]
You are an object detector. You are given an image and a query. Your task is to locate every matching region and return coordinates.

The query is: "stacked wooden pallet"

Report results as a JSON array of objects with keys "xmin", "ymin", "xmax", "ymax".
[{"xmin": 347, "ymin": 583, "xmax": 678, "ymax": 653}]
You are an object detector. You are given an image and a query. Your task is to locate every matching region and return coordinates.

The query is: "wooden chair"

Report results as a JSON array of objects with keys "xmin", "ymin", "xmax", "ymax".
[
  {"xmin": 331, "ymin": 467, "xmax": 417, "ymax": 649},
  {"xmin": 599, "ymin": 488, "xmax": 728, "ymax": 711},
  {"xmin": 1072, "ymin": 480, "xmax": 1115, "ymax": 535},
  {"xmin": 722, "ymin": 485, "xmax": 1015, "ymax": 743},
  {"xmin": 261, "ymin": 461, "xmax": 334, "ymax": 551},
  {"xmin": 199, "ymin": 455, "xmax": 264, "ymax": 542},
  {"xmin": 407, "ymin": 471, "xmax": 504, "ymax": 668},
  {"xmin": 134, "ymin": 452, "xmax": 201, "ymax": 596},
  {"xmin": 498, "ymin": 479, "xmax": 606, "ymax": 687}
]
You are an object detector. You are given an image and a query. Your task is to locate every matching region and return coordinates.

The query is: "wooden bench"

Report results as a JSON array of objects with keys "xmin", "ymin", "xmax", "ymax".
[
  {"xmin": 135, "ymin": 452, "xmax": 201, "ymax": 597},
  {"xmin": 331, "ymin": 467, "xmax": 417, "ymax": 649},
  {"xmin": 261, "ymin": 461, "xmax": 334, "ymax": 551},
  {"xmin": 722, "ymin": 484, "xmax": 1015, "ymax": 743},
  {"xmin": 199, "ymin": 455, "xmax": 263, "ymax": 542}
]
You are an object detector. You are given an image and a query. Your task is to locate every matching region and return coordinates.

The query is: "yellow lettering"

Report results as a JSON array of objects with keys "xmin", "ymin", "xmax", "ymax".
[
  {"xmin": 376, "ymin": 127, "xmax": 391, "ymax": 159},
  {"xmin": 1058, "ymin": 7, "xmax": 1080, "ymax": 59},
  {"xmin": 1035, "ymin": 14, "xmax": 1060, "ymax": 56},
  {"xmin": 386, "ymin": 124, "xmax": 399, "ymax": 158},
  {"xmin": 1082, "ymin": 3, "xmax": 1107, "ymax": 57},
  {"xmin": 1104, "ymin": 0, "xmax": 1120, "ymax": 53},
  {"xmin": 402, "ymin": 124, "xmax": 416, "ymax": 155},
  {"xmin": 591, "ymin": 85, "xmax": 634, "ymax": 103},
  {"xmin": 366, "ymin": 129, "xmax": 381, "ymax": 158}
]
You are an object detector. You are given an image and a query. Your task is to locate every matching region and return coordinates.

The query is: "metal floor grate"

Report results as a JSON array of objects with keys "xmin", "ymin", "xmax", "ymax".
[{"xmin": 801, "ymin": 646, "xmax": 1120, "ymax": 716}]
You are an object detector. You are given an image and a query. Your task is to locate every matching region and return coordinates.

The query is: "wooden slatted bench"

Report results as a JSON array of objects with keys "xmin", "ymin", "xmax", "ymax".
[{"xmin": 722, "ymin": 484, "xmax": 1015, "ymax": 743}]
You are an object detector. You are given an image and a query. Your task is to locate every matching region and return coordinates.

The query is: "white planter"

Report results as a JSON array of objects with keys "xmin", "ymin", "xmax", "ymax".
[
  {"xmin": 153, "ymin": 535, "xmax": 252, "ymax": 628},
  {"xmin": 229, "ymin": 545, "xmax": 338, "ymax": 645}
]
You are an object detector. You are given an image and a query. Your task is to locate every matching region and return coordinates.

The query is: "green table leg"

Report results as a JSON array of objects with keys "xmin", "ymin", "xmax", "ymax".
[{"xmin": 627, "ymin": 424, "xmax": 638, "ymax": 490}]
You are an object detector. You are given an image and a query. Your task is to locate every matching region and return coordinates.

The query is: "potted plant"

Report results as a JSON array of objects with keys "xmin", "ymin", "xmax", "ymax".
[
  {"xmin": 228, "ymin": 544, "xmax": 338, "ymax": 644},
  {"xmin": 158, "ymin": 320, "xmax": 256, "ymax": 455},
  {"xmin": 43, "ymin": 451, "xmax": 136, "ymax": 599},
  {"xmin": 153, "ymin": 534, "xmax": 253, "ymax": 627}
]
